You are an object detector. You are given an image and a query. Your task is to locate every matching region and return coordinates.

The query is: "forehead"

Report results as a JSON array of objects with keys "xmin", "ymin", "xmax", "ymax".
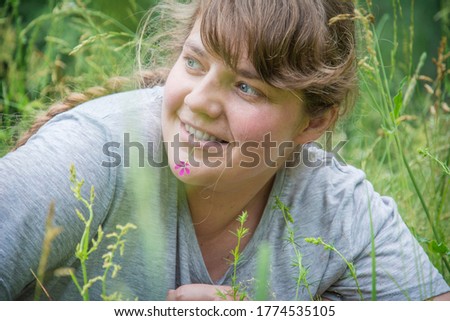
[{"xmin": 185, "ymin": 21, "xmax": 260, "ymax": 79}]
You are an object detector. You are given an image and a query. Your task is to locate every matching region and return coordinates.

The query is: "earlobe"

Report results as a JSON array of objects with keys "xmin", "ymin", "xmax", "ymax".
[{"xmin": 294, "ymin": 107, "xmax": 338, "ymax": 145}]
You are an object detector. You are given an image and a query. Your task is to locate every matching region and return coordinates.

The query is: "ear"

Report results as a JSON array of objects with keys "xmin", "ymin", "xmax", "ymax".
[{"xmin": 294, "ymin": 107, "xmax": 338, "ymax": 145}]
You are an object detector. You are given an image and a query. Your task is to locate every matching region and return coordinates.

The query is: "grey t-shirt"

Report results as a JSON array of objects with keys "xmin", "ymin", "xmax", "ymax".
[{"xmin": 0, "ymin": 87, "xmax": 448, "ymax": 300}]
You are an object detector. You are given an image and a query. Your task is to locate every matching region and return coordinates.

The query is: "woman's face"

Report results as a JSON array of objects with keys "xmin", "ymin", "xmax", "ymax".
[{"xmin": 162, "ymin": 22, "xmax": 313, "ymax": 191}]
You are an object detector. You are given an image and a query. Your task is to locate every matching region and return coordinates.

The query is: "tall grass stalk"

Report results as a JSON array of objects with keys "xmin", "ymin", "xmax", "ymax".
[
  {"xmin": 1, "ymin": 0, "xmax": 142, "ymax": 156},
  {"xmin": 68, "ymin": 164, "xmax": 137, "ymax": 300},
  {"xmin": 100, "ymin": 223, "xmax": 137, "ymax": 300},
  {"xmin": 254, "ymin": 242, "xmax": 271, "ymax": 301},
  {"xmin": 305, "ymin": 237, "xmax": 364, "ymax": 300},
  {"xmin": 33, "ymin": 201, "xmax": 62, "ymax": 300},
  {"xmin": 274, "ymin": 197, "xmax": 312, "ymax": 300},
  {"xmin": 354, "ymin": 1, "xmax": 450, "ymax": 278},
  {"xmin": 69, "ymin": 164, "xmax": 103, "ymax": 300},
  {"xmin": 228, "ymin": 211, "xmax": 249, "ymax": 301}
]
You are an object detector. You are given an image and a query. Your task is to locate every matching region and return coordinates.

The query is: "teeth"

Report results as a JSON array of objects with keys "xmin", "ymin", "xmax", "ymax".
[{"xmin": 185, "ymin": 124, "xmax": 219, "ymax": 142}]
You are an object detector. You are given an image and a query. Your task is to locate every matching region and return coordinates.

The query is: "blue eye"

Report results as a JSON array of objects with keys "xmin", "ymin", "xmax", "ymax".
[
  {"xmin": 238, "ymin": 82, "xmax": 259, "ymax": 96},
  {"xmin": 185, "ymin": 57, "xmax": 201, "ymax": 70}
]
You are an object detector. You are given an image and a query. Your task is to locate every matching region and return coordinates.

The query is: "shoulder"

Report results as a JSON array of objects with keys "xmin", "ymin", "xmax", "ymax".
[
  {"xmin": 281, "ymin": 143, "xmax": 404, "ymax": 237},
  {"xmin": 277, "ymin": 146, "xmax": 449, "ymax": 300},
  {"xmin": 68, "ymin": 86, "xmax": 164, "ymax": 135},
  {"xmin": 73, "ymin": 86, "xmax": 163, "ymax": 118},
  {"xmin": 277, "ymin": 144, "xmax": 385, "ymax": 258},
  {"xmin": 6, "ymin": 86, "xmax": 166, "ymax": 199},
  {"xmin": 281, "ymin": 144, "xmax": 367, "ymax": 217},
  {"xmin": 27, "ymin": 86, "xmax": 166, "ymax": 153}
]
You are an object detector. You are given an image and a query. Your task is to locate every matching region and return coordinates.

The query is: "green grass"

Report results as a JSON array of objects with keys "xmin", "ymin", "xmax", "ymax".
[
  {"xmin": 340, "ymin": 0, "xmax": 450, "ymax": 281},
  {"xmin": 33, "ymin": 165, "xmax": 137, "ymax": 301},
  {"xmin": 1, "ymin": 0, "xmax": 449, "ymax": 299},
  {"xmin": 0, "ymin": 0, "xmax": 150, "ymax": 155}
]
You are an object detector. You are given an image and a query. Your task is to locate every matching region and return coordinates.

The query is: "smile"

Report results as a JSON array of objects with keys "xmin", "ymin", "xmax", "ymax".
[{"xmin": 184, "ymin": 123, "xmax": 227, "ymax": 143}]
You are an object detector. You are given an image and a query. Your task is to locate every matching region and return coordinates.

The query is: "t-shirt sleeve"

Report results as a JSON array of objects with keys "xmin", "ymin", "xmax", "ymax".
[
  {"xmin": 0, "ymin": 111, "xmax": 116, "ymax": 300},
  {"xmin": 325, "ymin": 176, "xmax": 450, "ymax": 300}
]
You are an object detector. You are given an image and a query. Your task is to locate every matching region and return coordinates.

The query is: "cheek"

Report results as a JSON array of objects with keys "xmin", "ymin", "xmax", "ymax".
[
  {"xmin": 162, "ymin": 87, "xmax": 177, "ymax": 116},
  {"xmin": 163, "ymin": 64, "xmax": 186, "ymax": 115},
  {"xmin": 232, "ymin": 115, "xmax": 294, "ymax": 143}
]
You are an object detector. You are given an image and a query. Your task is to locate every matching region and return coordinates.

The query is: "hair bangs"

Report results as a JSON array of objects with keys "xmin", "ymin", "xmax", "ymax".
[
  {"xmin": 197, "ymin": 0, "xmax": 326, "ymax": 90},
  {"xmin": 199, "ymin": 1, "xmax": 251, "ymax": 71}
]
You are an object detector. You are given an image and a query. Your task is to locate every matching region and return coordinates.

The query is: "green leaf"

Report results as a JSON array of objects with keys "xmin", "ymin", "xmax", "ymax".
[
  {"xmin": 428, "ymin": 240, "xmax": 449, "ymax": 255},
  {"xmin": 393, "ymin": 89, "xmax": 403, "ymax": 120}
]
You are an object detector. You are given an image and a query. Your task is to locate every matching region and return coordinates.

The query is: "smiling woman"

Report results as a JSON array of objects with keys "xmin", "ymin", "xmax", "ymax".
[
  {"xmin": 163, "ymin": 21, "xmax": 319, "ymax": 191},
  {"xmin": 0, "ymin": 0, "xmax": 449, "ymax": 301}
]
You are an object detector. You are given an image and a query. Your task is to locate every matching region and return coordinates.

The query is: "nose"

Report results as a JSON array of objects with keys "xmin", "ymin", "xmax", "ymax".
[{"xmin": 184, "ymin": 71, "xmax": 224, "ymax": 119}]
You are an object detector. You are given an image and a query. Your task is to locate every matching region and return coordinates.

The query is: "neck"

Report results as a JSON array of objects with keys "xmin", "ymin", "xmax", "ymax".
[{"xmin": 184, "ymin": 175, "xmax": 276, "ymax": 241}]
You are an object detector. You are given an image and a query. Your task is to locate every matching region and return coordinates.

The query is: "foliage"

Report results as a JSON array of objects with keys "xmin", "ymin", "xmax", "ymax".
[
  {"xmin": 338, "ymin": 0, "xmax": 450, "ymax": 280},
  {"xmin": 216, "ymin": 211, "xmax": 250, "ymax": 301},
  {"xmin": 274, "ymin": 196, "xmax": 312, "ymax": 300},
  {"xmin": 67, "ymin": 164, "xmax": 137, "ymax": 300},
  {"xmin": 0, "ymin": 0, "xmax": 152, "ymax": 155},
  {"xmin": 305, "ymin": 237, "xmax": 364, "ymax": 300}
]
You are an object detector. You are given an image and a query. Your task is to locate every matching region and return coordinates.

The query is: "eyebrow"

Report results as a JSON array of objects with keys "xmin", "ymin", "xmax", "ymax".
[
  {"xmin": 183, "ymin": 40, "xmax": 207, "ymax": 58},
  {"xmin": 236, "ymin": 67, "xmax": 261, "ymax": 81},
  {"xmin": 183, "ymin": 40, "xmax": 263, "ymax": 81}
]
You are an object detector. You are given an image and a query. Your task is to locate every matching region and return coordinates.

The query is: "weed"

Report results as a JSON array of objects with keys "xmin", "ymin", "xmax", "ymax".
[
  {"xmin": 229, "ymin": 211, "xmax": 250, "ymax": 300},
  {"xmin": 305, "ymin": 237, "xmax": 364, "ymax": 300},
  {"xmin": 32, "ymin": 201, "xmax": 63, "ymax": 301},
  {"xmin": 341, "ymin": 0, "xmax": 450, "ymax": 281},
  {"xmin": 68, "ymin": 164, "xmax": 102, "ymax": 300},
  {"xmin": 98, "ymin": 223, "xmax": 138, "ymax": 300},
  {"xmin": 217, "ymin": 211, "xmax": 249, "ymax": 301},
  {"xmin": 418, "ymin": 148, "xmax": 450, "ymax": 176},
  {"xmin": 67, "ymin": 164, "xmax": 136, "ymax": 300},
  {"xmin": 274, "ymin": 196, "xmax": 313, "ymax": 300},
  {"xmin": 254, "ymin": 242, "xmax": 271, "ymax": 301}
]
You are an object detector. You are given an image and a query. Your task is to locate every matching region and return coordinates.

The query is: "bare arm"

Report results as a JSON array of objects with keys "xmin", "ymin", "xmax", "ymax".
[
  {"xmin": 430, "ymin": 292, "xmax": 450, "ymax": 301},
  {"xmin": 166, "ymin": 284, "xmax": 241, "ymax": 301}
]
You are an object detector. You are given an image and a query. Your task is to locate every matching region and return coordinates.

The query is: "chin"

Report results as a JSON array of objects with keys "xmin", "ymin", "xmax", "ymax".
[{"xmin": 169, "ymin": 161, "xmax": 226, "ymax": 188}]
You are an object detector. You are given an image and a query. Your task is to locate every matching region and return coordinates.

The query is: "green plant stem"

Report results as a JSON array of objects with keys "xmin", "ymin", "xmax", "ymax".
[
  {"xmin": 305, "ymin": 237, "xmax": 364, "ymax": 300},
  {"xmin": 254, "ymin": 243, "xmax": 271, "ymax": 301},
  {"xmin": 101, "ymin": 263, "xmax": 111, "ymax": 298},
  {"xmin": 229, "ymin": 212, "xmax": 249, "ymax": 301},
  {"xmin": 389, "ymin": 0, "xmax": 398, "ymax": 81},
  {"xmin": 275, "ymin": 197, "xmax": 312, "ymax": 300},
  {"xmin": 364, "ymin": 2, "xmax": 450, "ymax": 276},
  {"xmin": 408, "ymin": 0, "xmax": 415, "ymax": 76},
  {"xmin": 435, "ymin": 147, "xmax": 450, "ymax": 224},
  {"xmin": 69, "ymin": 270, "xmax": 83, "ymax": 294},
  {"xmin": 394, "ymin": 135, "xmax": 450, "ymax": 273},
  {"xmin": 79, "ymin": 202, "xmax": 94, "ymax": 301},
  {"xmin": 231, "ymin": 234, "xmax": 242, "ymax": 300}
]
